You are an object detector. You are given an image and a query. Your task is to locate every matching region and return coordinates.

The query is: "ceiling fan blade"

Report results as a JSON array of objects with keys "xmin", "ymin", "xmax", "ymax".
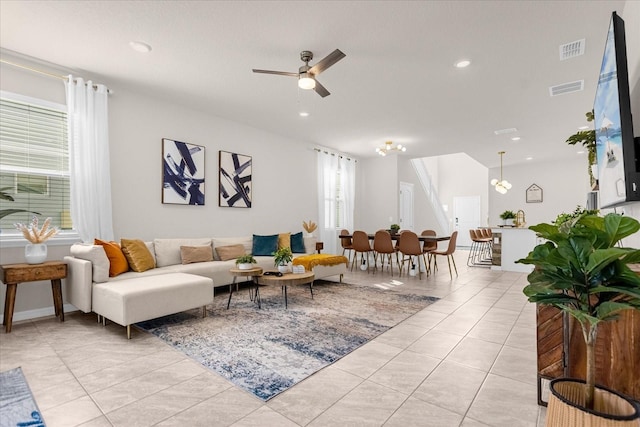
[
  {"xmin": 309, "ymin": 49, "xmax": 346, "ymax": 75},
  {"xmin": 252, "ymin": 69, "xmax": 298, "ymax": 77},
  {"xmin": 313, "ymin": 80, "xmax": 330, "ymax": 98}
]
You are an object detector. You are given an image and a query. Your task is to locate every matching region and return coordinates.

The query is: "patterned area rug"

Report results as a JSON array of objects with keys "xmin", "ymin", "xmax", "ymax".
[
  {"xmin": 0, "ymin": 367, "xmax": 45, "ymax": 426},
  {"xmin": 136, "ymin": 280, "xmax": 438, "ymax": 400}
]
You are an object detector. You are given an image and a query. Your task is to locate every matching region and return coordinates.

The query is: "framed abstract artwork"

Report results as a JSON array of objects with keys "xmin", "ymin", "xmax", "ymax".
[
  {"xmin": 162, "ymin": 138, "xmax": 205, "ymax": 205},
  {"xmin": 219, "ymin": 150, "xmax": 252, "ymax": 208}
]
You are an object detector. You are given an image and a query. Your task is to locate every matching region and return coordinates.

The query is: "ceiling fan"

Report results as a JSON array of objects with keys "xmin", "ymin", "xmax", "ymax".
[{"xmin": 252, "ymin": 49, "xmax": 346, "ymax": 98}]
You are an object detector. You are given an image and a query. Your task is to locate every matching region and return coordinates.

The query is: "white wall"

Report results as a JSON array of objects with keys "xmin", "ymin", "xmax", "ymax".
[
  {"xmin": 355, "ymin": 156, "xmax": 398, "ymax": 232},
  {"xmin": 432, "ymin": 153, "xmax": 489, "ymax": 230},
  {"xmin": 488, "ymin": 156, "xmax": 590, "ymax": 226},
  {"xmin": 108, "ymin": 89, "xmax": 317, "ymax": 240}
]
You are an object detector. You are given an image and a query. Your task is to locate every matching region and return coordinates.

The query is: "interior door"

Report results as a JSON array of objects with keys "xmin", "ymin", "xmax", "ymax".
[
  {"xmin": 399, "ymin": 182, "xmax": 414, "ymax": 231},
  {"xmin": 453, "ymin": 195, "xmax": 480, "ymax": 247}
]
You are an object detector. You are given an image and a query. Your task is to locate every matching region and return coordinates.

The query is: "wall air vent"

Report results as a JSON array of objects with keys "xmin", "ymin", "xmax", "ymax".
[
  {"xmin": 559, "ymin": 39, "xmax": 585, "ymax": 60},
  {"xmin": 549, "ymin": 80, "xmax": 584, "ymax": 97}
]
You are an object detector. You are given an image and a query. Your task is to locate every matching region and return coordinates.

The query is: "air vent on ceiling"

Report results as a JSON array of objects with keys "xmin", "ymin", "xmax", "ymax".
[
  {"xmin": 549, "ymin": 80, "xmax": 584, "ymax": 97},
  {"xmin": 559, "ymin": 39, "xmax": 585, "ymax": 60},
  {"xmin": 494, "ymin": 128, "xmax": 518, "ymax": 135}
]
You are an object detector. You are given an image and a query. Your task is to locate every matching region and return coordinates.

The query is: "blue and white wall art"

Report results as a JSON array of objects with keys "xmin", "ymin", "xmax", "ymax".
[
  {"xmin": 219, "ymin": 150, "xmax": 252, "ymax": 208},
  {"xmin": 162, "ymin": 138, "xmax": 205, "ymax": 205}
]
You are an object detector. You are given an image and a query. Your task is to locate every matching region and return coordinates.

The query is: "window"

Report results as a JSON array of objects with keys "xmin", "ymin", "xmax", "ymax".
[{"xmin": 0, "ymin": 92, "xmax": 72, "ymax": 235}]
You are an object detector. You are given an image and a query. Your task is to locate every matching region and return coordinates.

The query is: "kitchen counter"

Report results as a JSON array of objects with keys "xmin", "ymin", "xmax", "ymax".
[{"xmin": 490, "ymin": 227, "xmax": 538, "ymax": 273}]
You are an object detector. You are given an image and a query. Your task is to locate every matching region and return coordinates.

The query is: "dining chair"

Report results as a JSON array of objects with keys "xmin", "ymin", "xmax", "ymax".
[
  {"xmin": 430, "ymin": 231, "xmax": 459, "ymax": 279},
  {"xmin": 351, "ymin": 230, "xmax": 374, "ymax": 272},
  {"xmin": 340, "ymin": 229, "xmax": 355, "ymax": 268},
  {"xmin": 420, "ymin": 229, "xmax": 437, "ymax": 274},
  {"xmin": 397, "ymin": 231, "xmax": 427, "ymax": 279},
  {"xmin": 373, "ymin": 230, "xmax": 398, "ymax": 276}
]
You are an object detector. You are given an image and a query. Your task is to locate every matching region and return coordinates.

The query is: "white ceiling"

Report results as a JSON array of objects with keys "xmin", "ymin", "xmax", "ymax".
[{"xmin": 0, "ymin": 0, "xmax": 626, "ymax": 168}]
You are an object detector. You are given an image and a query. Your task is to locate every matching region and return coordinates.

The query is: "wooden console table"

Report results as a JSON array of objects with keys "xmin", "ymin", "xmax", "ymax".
[{"xmin": 1, "ymin": 261, "xmax": 67, "ymax": 333}]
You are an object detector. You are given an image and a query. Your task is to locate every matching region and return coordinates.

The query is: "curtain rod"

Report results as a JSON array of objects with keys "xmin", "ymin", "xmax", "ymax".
[
  {"xmin": 313, "ymin": 147, "xmax": 356, "ymax": 162},
  {"xmin": 1, "ymin": 58, "xmax": 113, "ymax": 94}
]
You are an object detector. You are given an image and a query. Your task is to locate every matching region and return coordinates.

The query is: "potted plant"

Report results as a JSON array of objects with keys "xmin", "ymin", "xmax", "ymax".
[
  {"xmin": 235, "ymin": 254, "xmax": 257, "ymax": 270},
  {"xmin": 389, "ymin": 224, "xmax": 400, "ymax": 235},
  {"xmin": 302, "ymin": 220, "xmax": 317, "ymax": 237},
  {"xmin": 14, "ymin": 216, "xmax": 59, "ymax": 264},
  {"xmin": 516, "ymin": 212, "xmax": 640, "ymax": 425},
  {"xmin": 273, "ymin": 247, "xmax": 293, "ymax": 273},
  {"xmin": 499, "ymin": 210, "xmax": 516, "ymax": 226},
  {"xmin": 565, "ymin": 110, "xmax": 597, "ymax": 187}
]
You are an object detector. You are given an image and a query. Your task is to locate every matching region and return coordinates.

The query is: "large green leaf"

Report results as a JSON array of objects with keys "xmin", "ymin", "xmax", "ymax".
[
  {"xmin": 595, "ymin": 301, "xmax": 635, "ymax": 321},
  {"xmin": 585, "ymin": 248, "xmax": 634, "ymax": 277},
  {"xmin": 604, "ymin": 213, "xmax": 640, "ymax": 244}
]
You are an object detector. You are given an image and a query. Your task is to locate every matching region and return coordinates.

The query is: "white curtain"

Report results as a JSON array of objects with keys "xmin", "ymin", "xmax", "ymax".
[
  {"xmin": 317, "ymin": 150, "xmax": 356, "ymax": 255},
  {"xmin": 340, "ymin": 155, "xmax": 356, "ymax": 232},
  {"xmin": 66, "ymin": 76, "xmax": 114, "ymax": 242}
]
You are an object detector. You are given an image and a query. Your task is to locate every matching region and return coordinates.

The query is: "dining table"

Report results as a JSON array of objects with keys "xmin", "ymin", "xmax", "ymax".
[{"xmin": 339, "ymin": 233, "xmax": 450, "ymax": 242}]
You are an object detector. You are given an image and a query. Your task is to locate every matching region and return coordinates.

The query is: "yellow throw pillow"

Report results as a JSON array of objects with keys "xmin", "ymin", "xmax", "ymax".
[
  {"xmin": 94, "ymin": 238, "xmax": 129, "ymax": 277},
  {"xmin": 278, "ymin": 232, "xmax": 291, "ymax": 250},
  {"xmin": 215, "ymin": 244, "xmax": 246, "ymax": 261},
  {"xmin": 121, "ymin": 239, "xmax": 155, "ymax": 272},
  {"xmin": 180, "ymin": 245, "xmax": 214, "ymax": 264}
]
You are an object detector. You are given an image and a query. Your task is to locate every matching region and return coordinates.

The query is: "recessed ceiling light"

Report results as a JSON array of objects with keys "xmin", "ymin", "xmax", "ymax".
[
  {"xmin": 455, "ymin": 60, "xmax": 471, "ymax": 68},
  {"xmin": 578, "ymin": 126, "xmax": 589, "ymax": 130},
  {"xmin": 511, "ymin": 137, "xmax": 521, "ymax": 141},
  {"xmin": 526, "ymin": 157, "xmax": 533, "ymax": 160},
  {"xmin": 129, "ymin": 41, "xmax": 152, "ymax": 53},
  {"xmin": 299, "ymin": 112, "xmax": 309, "ymax": 117},
  {"xmin": 577, "ymin": 150, "xmax": 585, "ymax": 154}
]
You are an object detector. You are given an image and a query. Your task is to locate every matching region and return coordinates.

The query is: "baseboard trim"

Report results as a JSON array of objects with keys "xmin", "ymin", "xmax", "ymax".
[{"xmin": 1, "ymin": 303, "xmax": 78, "ymax": 324}]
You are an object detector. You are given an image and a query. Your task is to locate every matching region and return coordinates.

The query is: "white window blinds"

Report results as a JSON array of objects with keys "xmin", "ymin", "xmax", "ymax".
[{"xmin": 0, "ymin": 96, "xmax": 71, "ymax": 231}]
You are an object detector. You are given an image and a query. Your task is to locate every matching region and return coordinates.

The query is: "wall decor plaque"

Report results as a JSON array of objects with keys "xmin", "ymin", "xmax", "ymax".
[{"xmin": 526, "ymin": 183, "xmax": 543, "ymax": 203}]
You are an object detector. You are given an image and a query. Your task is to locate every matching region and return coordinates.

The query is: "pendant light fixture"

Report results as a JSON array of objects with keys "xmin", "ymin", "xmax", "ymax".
[
  {"xmin": 375, "ymin": 141, "xmax": 406, "ymax": 156},
  {"xmin": 490, "ymin": 151, "xmax": 512, "ymax": 194}
]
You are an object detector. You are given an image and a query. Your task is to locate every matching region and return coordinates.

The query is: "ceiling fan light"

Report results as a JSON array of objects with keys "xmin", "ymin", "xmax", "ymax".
[{"xmin": 298, "ymin": 74, "xmax": 316, "ymax": 90}]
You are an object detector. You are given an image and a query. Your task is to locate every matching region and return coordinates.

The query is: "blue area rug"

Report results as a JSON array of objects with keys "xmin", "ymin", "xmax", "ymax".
[
  {"xmin": 0, "ymin": 367, "xmax": 45, "ymax": 427},
  {"xmin": 136, "ymin": 280, "xmax": 438, "ymax": 400}
]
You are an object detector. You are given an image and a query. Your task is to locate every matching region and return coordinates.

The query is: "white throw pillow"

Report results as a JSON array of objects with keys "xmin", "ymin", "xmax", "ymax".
[
  {"xmin": 154, "ymin": 238, "xmax": 212, "ymax": 267},
  {"xmin": 70, "ymin": 243, "xmax": 110, "ymax": 283}
]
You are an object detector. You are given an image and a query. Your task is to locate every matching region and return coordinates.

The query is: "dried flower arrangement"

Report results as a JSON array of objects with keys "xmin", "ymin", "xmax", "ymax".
[
  {"xmin": 14, "ymin": 216, "xmax": 59, "ymax": 243},
  {"xmin": 302, "ymin": 220, "xmax": 317, "ymax": 234}
]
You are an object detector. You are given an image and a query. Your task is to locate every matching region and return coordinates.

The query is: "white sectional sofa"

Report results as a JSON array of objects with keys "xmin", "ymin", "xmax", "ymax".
[{"xmin": 64, "ymin": 235, "xmax": 331, "ymax": 337}]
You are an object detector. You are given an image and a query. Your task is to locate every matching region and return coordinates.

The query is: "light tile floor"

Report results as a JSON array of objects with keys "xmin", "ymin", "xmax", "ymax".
[{"xmin": 0, "ymin": 250, "xmax": 547, "ymax": 426}]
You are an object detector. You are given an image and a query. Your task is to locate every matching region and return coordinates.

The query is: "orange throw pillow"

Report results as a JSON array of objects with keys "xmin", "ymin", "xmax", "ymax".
[{"xmin": 94, "ymin": 239, "xmax": 129, "ymax": 277}]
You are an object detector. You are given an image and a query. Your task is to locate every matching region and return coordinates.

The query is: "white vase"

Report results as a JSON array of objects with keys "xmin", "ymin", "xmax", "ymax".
[
  {"xmin": 238, "ymin": 263, "xmax": 254, "ymax": 270},
  {"xmin": 278, "ymin": 264, "xmax": 291, "ymax": 274},
  {"xmin": 25, "ymin": 243, "xmax": 47, "ymax": 264}
]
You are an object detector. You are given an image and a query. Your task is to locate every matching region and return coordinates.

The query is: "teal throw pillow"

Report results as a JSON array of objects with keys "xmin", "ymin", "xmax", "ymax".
[
  {"xmin": 252, "ymin": 234, "xmax": 279, "ymax": 256},
  {"xmin": 291, "ymin": 232, "xmax": 306, "ymax": 253}
]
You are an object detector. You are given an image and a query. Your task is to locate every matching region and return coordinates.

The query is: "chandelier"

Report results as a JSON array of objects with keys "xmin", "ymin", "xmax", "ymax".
[
  {"xmin": 375, "ymin": 141, "xmax": 406, "ymax": 156},
  {"xmin": 490, "ymin": 151, "xmax": 512, "ymax": 194}
]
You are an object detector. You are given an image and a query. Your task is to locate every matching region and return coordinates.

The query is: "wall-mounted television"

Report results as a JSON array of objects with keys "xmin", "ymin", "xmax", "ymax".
[{"xmin": 593, "ymin": 11, "xmax": 640, "ymax": 209}]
